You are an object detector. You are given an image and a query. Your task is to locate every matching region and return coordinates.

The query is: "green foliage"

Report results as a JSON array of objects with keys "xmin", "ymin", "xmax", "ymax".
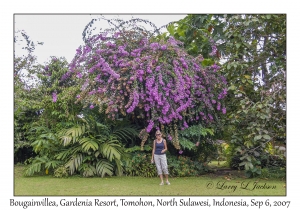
[
  {"xmin": 260, "ymin": 167, "xmax": 286, "ymax": 179},
  {"xmin": 125, "ymin": 145, "xmax": 152, "ymax": 153},
  {"xmin": 24, "ymin": 156, "xmax": 62, "ymax": 176},
  {"xmin": 125, "ymin": 152, "xmax": 157, "ymax": 177},
  {"xmin": 23, "ymin": 109, "xmax": 139, "ymax": 177},
  {"xmin": 229, "ymin": 155, "xmax": 244, "ymax": 170},
  {"xmin": 54, "ymin": 166, "xmax": 68, "ymax": 178},
  {"xmin": 169, "ymin": 14, "xmax": 286, "ymax": 177},
  {"xmin": 179, "ymin": 124, "xmax": 214, "ymax": 140},
  {"xmin": 168, "ymin": 14, "xmax": 219, "ymax": 58},
  {"xmin": 178, "ymin": 124, "xmax": 214, "ymax": 150},
  {"xmin": 95, "ymin": 160, "xmax": 114, "ymax": 177},
  {"xmin": 178, "ymin": 137, "xmax": 196, "ymax": 150},
  {"xmin": 168, "ymin": 155, "xmax": 209, "ymax": 177},
  {"xmin": 215, "ymin": 142, "xmax": 230, "ymax": 162},
  {"xmin": 265, "ymin": 155, "xmax": 286, "ymax": 168}
]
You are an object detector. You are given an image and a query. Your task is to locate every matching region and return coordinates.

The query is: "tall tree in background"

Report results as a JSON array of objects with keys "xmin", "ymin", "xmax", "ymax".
[{"xmin": 169, "ymin": 14, "xmax": 286, "ymax": 176}]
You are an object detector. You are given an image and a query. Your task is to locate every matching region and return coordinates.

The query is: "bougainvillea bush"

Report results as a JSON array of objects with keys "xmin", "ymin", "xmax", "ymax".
[{"xmin": 62, "ymin": 17, "xmax": 227, "ymax": 151}]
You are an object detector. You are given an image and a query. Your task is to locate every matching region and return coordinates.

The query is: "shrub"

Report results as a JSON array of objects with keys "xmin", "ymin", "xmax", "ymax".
[
  {"xmin": 229, "ymin": 155, "xmax": 245, "ymax": 170},
  {"xmin": 260, "ymin": 167, "xmax": 286, "ymax": 179},
  {"xmin": 125, "ymin": 152, "xmax": 157, "ymax": 177},
  {"xmin": 168, "ymin": 155, "xmax": 209, "ymax": 177},
  {"xmin": 267, "ymin": 155, "xmax": 286, "ymax": 168},
  {"xmin": 54, "ymin": 166, "xmax": 69, "ymax": 178}
]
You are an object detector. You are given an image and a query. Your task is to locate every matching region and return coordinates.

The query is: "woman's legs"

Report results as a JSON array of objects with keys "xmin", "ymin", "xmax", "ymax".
[
  {"xmin": 159, "ymin": 174, "xmax": 164, "ymax": 183},
  {"xmin": 154, "ymin": 155, "xmax": 164, "ymax": 184},
  {"xmin": 154, "ymin": 154, "xmax": 170, "ymax": 184},
  {"xmin": 165, "ymin": 174, "xmax": 169, "ymax": 181}
]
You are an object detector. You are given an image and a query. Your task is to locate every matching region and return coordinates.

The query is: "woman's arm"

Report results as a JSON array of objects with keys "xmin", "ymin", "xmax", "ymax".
[
  {"xmin": 151, "ymin": 140, "xmax": 155, "ymax": 162},
  {"xmin": 162, "ymin": 139, "xmax": 168, "ymax": 153}
]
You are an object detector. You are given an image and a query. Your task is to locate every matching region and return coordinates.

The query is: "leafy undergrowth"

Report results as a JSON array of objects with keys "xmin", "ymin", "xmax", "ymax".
[
  {"xmin": 208, "ymin": 161, "xmax": 228, "ymax": 168},
  {"xmin": 14, "ymin": 165, "xmax": 286, "ymax": 196}
]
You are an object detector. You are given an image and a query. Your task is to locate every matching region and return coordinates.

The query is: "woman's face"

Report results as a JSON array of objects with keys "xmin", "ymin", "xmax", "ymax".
[{"xmin": 156, "ymin": 133, "xmax": 162, "ymax": 140}]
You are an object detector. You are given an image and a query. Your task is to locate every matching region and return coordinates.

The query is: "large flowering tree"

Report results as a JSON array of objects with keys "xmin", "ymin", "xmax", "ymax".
[{"xmin": 62, "ymin": 17, "xmax": 227, "ymax": 150}]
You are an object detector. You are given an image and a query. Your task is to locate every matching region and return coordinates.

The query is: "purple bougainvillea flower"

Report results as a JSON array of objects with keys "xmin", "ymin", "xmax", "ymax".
[
  {"xmin": 52, "ymin": 92, "xmax": 57, "ymax": 102},
  {"xmin": 222, "ymin": 107, "xmax": 226, "ymax": 114},
  {"xmin": 161, "ymin": 45, "xmax": 167, "ymax": 50},
  {"xmin": 77, "ymin": 73, "xmax": 82, "ymax": 78},
  {"xmin": 179, "ymin": 150, "xmax": 183, "ymax": 154},
  {"xmin": 90, "ymin": 104, "xmax": 94, "ymax": 109}
]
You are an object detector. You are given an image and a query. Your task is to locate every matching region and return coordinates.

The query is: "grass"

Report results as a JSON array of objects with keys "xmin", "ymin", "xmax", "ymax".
[{"xmin": 14, "ymin": 165, "xmax": 286, "ymax": 196}]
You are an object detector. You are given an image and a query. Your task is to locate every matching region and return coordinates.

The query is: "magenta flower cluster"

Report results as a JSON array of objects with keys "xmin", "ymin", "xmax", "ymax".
[
  {"xmin": 63, "ymin": 25, "xmax": 227, "ymax": 134},
  {"xmin": 52, "ymin": 92, "xmax": 57, "ymax": 102}
]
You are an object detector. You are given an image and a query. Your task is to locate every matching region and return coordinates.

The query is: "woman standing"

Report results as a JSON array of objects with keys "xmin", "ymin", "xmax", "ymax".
[{"xmin": 151, "ymin": 130, "xmax": 170, "ymax": 185}]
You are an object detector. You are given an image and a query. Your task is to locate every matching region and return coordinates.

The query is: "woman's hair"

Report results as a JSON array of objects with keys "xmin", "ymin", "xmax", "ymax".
[{"xmin": 155, "ymin": 130, "xmax": 161, "ymax": 135}]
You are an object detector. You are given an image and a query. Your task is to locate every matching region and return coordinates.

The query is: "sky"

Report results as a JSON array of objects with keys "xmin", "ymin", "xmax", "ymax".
[
  {"xmin": 14, "ymin": 14, "xmax": 187, "ymax": 65},
  {"xmin": 2, "ymin": 0, "xmax": 300, "ymax": 209}
]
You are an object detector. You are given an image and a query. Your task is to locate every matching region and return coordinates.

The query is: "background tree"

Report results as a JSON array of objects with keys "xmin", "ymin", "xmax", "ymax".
[{"xmin": 169, "ymin": 14, "xmax": 286, "ymax": 176}]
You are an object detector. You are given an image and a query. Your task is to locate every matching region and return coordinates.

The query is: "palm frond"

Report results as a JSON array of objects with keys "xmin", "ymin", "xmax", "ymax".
[
  {"xmin": 59, "ymin": 135, "xmax": 73, "ymax": 146},
  {"xmin": 24, "ymin": 156, "xmax": 49, "ymax": 176},
  {"xmin": 45, "ymin": 160, "xmax": 63, "ymax": 170},
  {"xmin": 39, "ymin": 133, "xmax": 57, "ymax": 141},
  {"xmin": 31, "ymin": 139, "xmax": 50, "ymax": 153},
  {"xmin": 59, "ymin": 125, "xmax": 86, "ymax": 145},
  {"xmin": 55, "ymin": 146, "xmax": 82, "ymax": 160},
  {"xmin": 29, "ymin": 126, "xmax": 51, "ymax": 134},
  {"xmin": 114, "ymin": 159, "xmax": 124, "ymax": 176},
  {"xmin": 96, "ymin": 159, "xmax": 114, "ymax": 177},
  {"xmin": 80, "ymin": 164, "xmax": 97, "ymax": 177},
  {"xmin": 65, "ymin": 154, "xmax": 83, "ymax": 175},
  {"xmin": 99, "ymin": 138, "xmax": 122, "ymax": 161},
  {"xmin": 95, "ymin": 122, "xmax": 110, "ymax": 136},
  {"xmin": 111, "ymin": 125, "xmax": 139, "ymax": 143},
  {"xmin": 79, "ymin": 137, "xmax": 99, "ymax": 152}
]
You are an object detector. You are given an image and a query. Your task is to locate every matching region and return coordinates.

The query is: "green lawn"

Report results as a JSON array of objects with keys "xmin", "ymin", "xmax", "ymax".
[{"xmin": 14, "ymin": 165, "xmax": 286, "ymax": 196}]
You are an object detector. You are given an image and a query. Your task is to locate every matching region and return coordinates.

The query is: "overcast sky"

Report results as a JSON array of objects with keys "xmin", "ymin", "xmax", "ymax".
[{"xmin": 14, "ymin": 14, "xmax": 186, "ymax": 64}]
